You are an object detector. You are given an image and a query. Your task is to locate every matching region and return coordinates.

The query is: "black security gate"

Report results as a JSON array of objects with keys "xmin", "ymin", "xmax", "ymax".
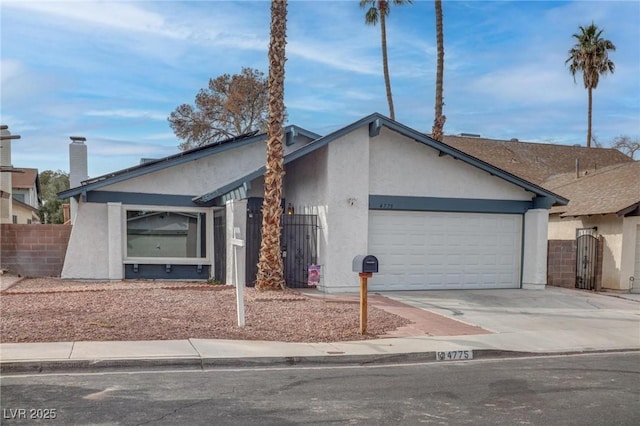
[
  {"xmin": 281, "ymin": 214, "xmax": 319, "ymax": 288},
  {"xmin": 576, "ymin": 228, "xmax": 598, "ymax": 290},
  {"xmin": 245, "ymin": 209, "xmax": 318, "ymax": 288}
]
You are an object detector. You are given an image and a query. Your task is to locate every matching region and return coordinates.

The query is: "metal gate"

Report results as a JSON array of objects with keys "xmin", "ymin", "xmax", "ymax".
[
  {"xmin": 245, "ymin": 210, "xmax": 318, "ymax": 288},
  {"xmin": 576, "ymin": 228, "xmax": 598, "ymax": 290},
  {"xmin": 281, "ymin": 214, "xmax": 319, "ymax": 288}
]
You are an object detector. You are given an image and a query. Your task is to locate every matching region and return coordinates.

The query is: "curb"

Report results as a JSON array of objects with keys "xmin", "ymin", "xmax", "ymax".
[
  {"xmin": 0, "ymin": 357, "xmax": 203, "ymax": 374},
  {"xmin": 3, "ymin": 348, "xmax": 637, "ymax": 374}
]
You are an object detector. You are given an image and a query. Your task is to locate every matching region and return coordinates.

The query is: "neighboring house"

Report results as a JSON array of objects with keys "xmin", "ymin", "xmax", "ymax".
[
  {"xmin": 11, "ymin": 197, "xmax": 40, "ymax": 225},
  {"xmin": 0, "ymin": 167, "xmax": 42, "ymax": 224},
  {"xmin": 59, "ymin": 114, "xmax": 566, "ymax": 292},
  {"xmin": 1, "ymin": 126, "xmax": 42, "ymax": 224},
  {"xmin": 544, "ymin": 162, "xmax": 640, "ymax": 292},
  {"xmin": 442, "ymin": 134, "xmax": 638, "ymax": 292},
  {"xmin": 10, "ymin": 168, "xmax": 42, "ymax": 224}
]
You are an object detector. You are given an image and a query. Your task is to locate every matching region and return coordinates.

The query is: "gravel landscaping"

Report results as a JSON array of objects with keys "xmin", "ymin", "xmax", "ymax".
[{"xmin": 0, "ymin": 278, "xmax": 410, "ymax": 343}]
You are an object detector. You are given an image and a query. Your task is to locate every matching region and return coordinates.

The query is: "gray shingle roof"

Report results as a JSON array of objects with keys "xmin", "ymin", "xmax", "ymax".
[
  {"xmin": 442, "ymin": 136, "xmax": 632, "ymax": 185},
  {"xmin": 544, "ymin": 161, "xmax": 640, "ymax": 217}
]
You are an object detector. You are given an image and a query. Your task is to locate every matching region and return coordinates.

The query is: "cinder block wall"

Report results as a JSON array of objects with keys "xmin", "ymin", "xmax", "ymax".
[
  {"xmin": 0, "ymin": 224, "xmax": 72, "ymax": 277},
  {"xmin": 547, "ymin": 240, "xmax": 576, "ymax": 288}
]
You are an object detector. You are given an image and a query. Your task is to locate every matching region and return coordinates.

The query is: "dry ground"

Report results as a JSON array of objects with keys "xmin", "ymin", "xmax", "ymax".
[{"xmin": 0, "ymin": 278, "xmax": 410, "ymax": 343}]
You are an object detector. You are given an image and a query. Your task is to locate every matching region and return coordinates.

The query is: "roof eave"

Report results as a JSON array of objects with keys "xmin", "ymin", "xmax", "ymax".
[
  {"xmin": 617, "ymin": 202, "xmax": 640, "ymax": 217},
  {"xmin": 59, "ymin": 126, "xmax": 322, "ymax": 201}
]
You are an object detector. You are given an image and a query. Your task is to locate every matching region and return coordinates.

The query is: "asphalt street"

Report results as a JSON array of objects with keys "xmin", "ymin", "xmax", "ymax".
[{"xmin": 1, "ymin": 351, "xmax": 638, "ymax": 425}]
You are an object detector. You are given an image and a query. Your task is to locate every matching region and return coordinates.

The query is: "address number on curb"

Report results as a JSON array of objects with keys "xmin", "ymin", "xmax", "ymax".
[{"xmin": 436, "ymin": 350, "xmax": 473, "ymax": 361}]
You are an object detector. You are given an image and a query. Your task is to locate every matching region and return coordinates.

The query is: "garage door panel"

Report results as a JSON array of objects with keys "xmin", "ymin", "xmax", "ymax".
[{"xmin": 369, "ymin": 211, "xmax": 522, "ymax": 290}]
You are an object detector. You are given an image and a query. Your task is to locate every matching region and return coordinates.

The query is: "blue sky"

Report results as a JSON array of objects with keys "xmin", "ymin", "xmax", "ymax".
[{"xmin": 1, "ymin": 0, "xmax": 639, "ymax": 178}]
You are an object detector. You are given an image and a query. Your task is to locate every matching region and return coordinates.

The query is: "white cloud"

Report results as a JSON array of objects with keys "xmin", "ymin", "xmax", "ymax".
[
  {"xmin": 139, "ymin": 132, "xmax": 177, "ymax": 141},
  {"xmin": 89, "ymin": 137, "xmax": 174, "ymax": 157},
  {"xmin": 3, "ymin": 0, "xmax": 185, "ymax": 39},
  {"xmin": 287, "ymin": 39, "xmax": 380, "ymax": 76},
  {"xmin": 85, "ymin": 109, "xmax": 167, "ymax": 121},
  {"xmin": 0, "ymin": 59, "xmax": 24, "ymax": 85}
]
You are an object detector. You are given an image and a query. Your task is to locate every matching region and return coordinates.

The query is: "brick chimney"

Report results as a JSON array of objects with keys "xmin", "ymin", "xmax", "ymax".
[{"xmin": 69, "ymin": 136, "xmax": 88, "ymax": 224}]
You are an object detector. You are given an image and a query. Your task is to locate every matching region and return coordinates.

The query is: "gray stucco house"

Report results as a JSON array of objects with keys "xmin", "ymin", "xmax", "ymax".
[{"xmin": 59, "ymin": 113, "xmax": 567, "ymax": 292}]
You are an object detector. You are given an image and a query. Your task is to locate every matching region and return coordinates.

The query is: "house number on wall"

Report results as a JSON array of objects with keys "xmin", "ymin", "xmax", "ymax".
[{"xmin": 378, "ymin": 203, "xmax": 393, "ymax": 209}]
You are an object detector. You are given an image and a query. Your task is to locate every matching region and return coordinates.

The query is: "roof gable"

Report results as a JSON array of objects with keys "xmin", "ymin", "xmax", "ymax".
[
  {"xmin": 58, "ymin": 125, "xmax": 320, "ymax": 200},
  {"xmin": 195, "ymin": 113, "xmax": 568, "ymax": 206},
  {"xmin": 12, "ymin": 168, "xmax": 39, "ymax": 189}
]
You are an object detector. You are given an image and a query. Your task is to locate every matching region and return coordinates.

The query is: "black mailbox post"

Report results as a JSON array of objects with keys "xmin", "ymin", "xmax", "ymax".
[{"xmin": 352, "ymin": 255, "xmax": 379, "ymax": 334}]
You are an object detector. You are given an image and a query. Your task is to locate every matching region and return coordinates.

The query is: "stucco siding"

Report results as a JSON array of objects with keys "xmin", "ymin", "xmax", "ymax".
[
  {"xmin": 284, "ymin": 146, "xmax": 329, "ymax": 288},
  {"xmin": 285, "ymin": 146, "xmax": 329, "ymax": 207},
  {"xmin": 61, "ymin": 202, "xmax": 110, "ymax": 279},
  {"xmin": 369, "ymin": 128, "xmax": 534, "ymax": 201},
  {"xmin": 620, "ymin": 217, "xmax": 640, "ymax": 291},
  {"xmin": 246, "ymin": 175, "xmax": 265, "ymax": 198},
  {"xmin": 522, "ymin": 209, "xmax": 548, "ymax": 289},
  {"xmin": 104, "ymin": 143, "xmax": 266, "ymax": 195},
  {"xmin": 548, "ymin": 216, "xmax": 585, "ymax": 240},
  {"xmin": 324, "ymin": 128, "xmax": 370, "ymax": 291},
  {"xmin": 12, "ymin": 203, "xmax": 37, "ymax": 224}
]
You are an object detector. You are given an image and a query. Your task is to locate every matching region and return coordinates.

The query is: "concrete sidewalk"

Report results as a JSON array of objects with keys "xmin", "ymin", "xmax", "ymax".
[{"xmin": 1, "ymin": 286, "xmax": 639, "ymax": 373}]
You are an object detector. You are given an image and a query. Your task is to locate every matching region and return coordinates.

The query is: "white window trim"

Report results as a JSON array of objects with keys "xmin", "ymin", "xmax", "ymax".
[{"xmin": 122, "ymin": 204, "xmax": 211, "ymax": 264}]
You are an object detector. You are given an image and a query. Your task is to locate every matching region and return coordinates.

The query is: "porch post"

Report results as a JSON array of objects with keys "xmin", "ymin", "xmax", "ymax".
[
  {"xmin": 522, "ymin": 208, "xmax": 549, "ymax": 290},
  {"xmin": 620, "ymin": 216, "xmax": 640, "ymax": 292},
  {"xmin": 107, "ymin": 202, "xmax": 123, "ymax": 280}
]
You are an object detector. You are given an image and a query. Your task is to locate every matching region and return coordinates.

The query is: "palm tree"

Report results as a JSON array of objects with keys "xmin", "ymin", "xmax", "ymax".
[
  {"xmin": 566, "ymin": 23, "xmax": 616, "ymax": 147},
  {"xmin": 360, "ymin": 0, "xmax": 413, "ymax": 120},
  {"xmin": 431, "ymin": 0, "xmax": 445, "ymax": 141},
  {"xmin": 256, "ymin": 0, "xmax": 288, "ymax": 291}
]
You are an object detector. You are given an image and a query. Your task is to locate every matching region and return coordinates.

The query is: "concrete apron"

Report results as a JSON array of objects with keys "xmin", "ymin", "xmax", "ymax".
[{"xmin": 381, "ymin": 286, "xmax": 640, "ymax": 352}]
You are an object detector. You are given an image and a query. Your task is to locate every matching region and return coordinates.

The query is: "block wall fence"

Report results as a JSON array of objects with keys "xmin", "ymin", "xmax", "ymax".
[
  {"xmin": 547, "ymin": 238, "xmax": 603, "ymax": 290},
  {"xmin": 547, "ymin": 240, "xmax": 576, "ymax": 288},
  {"xmin": 0, "ymin": 224, "xmax": 72, "ymax": 277}
]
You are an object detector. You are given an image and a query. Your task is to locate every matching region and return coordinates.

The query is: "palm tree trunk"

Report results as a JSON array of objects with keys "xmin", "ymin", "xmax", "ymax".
[
  {"xmin": 256, "ymin": 0, "xmax": 287, "ymax": 291},
  {"xmin": 431, "ymin": 0, "xmax": 445, "ymax": 141},
  {"xmin": 380, "ymin": 13, "xmax": 395, "ymax": 120},
  {"xmin": 587, "ymin": 86, "xmax": 593, "ymax": 148}
]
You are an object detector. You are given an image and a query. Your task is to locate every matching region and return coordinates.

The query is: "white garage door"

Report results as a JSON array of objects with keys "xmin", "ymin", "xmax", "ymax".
[{"xmin": 368, "ymin": 211, "xmax": 522, "ymax": 290}]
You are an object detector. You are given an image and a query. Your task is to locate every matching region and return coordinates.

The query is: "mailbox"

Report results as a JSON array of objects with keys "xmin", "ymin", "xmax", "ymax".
[{"xmin": 352, "ymin": 255, "xmax": 379, "ymax": 274}]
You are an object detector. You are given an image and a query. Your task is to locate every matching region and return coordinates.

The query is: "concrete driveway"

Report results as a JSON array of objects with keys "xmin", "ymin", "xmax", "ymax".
[{"xmin": 381, "ymin": 286, "xmax": 640, "ymax": 352}]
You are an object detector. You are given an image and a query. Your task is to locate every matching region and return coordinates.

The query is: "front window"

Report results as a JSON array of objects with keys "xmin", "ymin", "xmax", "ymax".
[{"xmin": 126, "ymin": 210, "xmax": 207, "ymax": 258}]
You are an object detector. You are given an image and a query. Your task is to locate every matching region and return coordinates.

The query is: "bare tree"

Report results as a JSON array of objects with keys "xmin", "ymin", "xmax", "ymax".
[
  {"xmin": 168, "ymin": 67, "xmax": 269, "ymax": 151},
  {"xmin": 612, "ymin": 135, "xmax": 640, "ymax": 159}
]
